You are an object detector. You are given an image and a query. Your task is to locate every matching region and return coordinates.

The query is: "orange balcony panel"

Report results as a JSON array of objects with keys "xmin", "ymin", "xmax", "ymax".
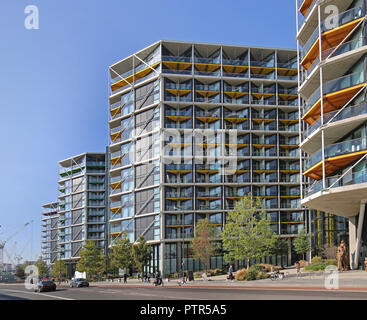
[
  {"xmin": 110, "ymin": 132, "xmax": 122, "ymax": 142},
  {"xmin": 224, "ymin": 117, "xmax": 248, "ymax": 124},
  {"xmin": 194, "ymin": 63, "xmax": 221, "ymax": 72},
  {"xmin": 166, "ymin": 115, "xmax": 192, "ymax": 122},
  {"xmin": 110, "ymin": 157, "xmax": 122, "ymax": 166},
  {"xmin": 110, "ymin": 106, "xmax": 121, "ymax": 117},
  {"xmin": 302, "ymin": 83, "xmax": 366, "ymax": 125},
  {"xmin": 304, "ymin": 150, "xmax": 367, "ymax": 180},
  {"xmin": 299, "ymin": 0, "xmax": 314, "ymax": 17},
  {"xmin": 224, "ymin": 91, "xmax": 248, "ymax": 99},
  {"xmin": 166, "ymin": 170, "xmax": 192, "ymax": 175},
  {"xmin": 196, "ymin": 116, "xmax": 220, "ymax": 123},
  {"xmin": 166, "ymin": 89, "xmax": 191, "ymax": 96},
  {"xmin": 163, "ymin": 61, "xmax": 192, "ymax": 71},
  {"xmin": 111, "ymin": 62, "xmax": 160, "ymax": 92},
  {"xmin": 301, "ymin": 18, "xmax": 364, "ymax": 70},
  {"xmin": 222, "ymin": 65, "xmax": 248, "ymax": 73}
]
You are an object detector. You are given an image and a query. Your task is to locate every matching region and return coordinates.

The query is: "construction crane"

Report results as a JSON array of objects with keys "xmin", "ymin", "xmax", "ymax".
[{"xmin": 0, "ymin": 220, "xmax": 33, "ymax": 269}]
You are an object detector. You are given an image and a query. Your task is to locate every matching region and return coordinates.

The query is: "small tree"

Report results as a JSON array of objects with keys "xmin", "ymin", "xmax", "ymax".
[
  {"xmin": 270, "ymin": 237, "xmax": 289, "ymax": 268},
  {"xmin": 110, "ymin": 231, "xmax": 133, "ymax": 274},
  {"xmin": 35, "ymin": 257, "xmax": 49, "ymax": 278},
  {"xmin": 221, "ymin": 195, "xmax": 278, "ymax": 269},
  {"xmin": 132, "ymin": 236, "xmax": 152, "ymax": 274},
  {"xmin": 191, "ymin": 219, "xmax": 219, "ymax": 274},
  {"xmin": 293, "ymin": 228, "xmax": 311, "ymax": 260},
  {"xmin": 77, "ymin": 240, "xmax": 106, "ymax": 281},
  {"xmin": 52, "ymin": 259, "xmax": 67, "ymax": 281}
]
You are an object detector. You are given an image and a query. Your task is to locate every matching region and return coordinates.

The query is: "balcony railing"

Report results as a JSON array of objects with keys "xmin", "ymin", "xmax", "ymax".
[
  {"xmin": 306, "ymin": 138, "xmax": 366, "ymax": 170},
  {"xmin": 304, "ymin": 71, "xmax": 365, "ymax": 115}
]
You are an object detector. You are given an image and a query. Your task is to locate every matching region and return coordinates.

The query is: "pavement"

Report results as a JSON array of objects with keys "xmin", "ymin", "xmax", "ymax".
[{"xmin": 56, "ymin": 268, "xmax": 367, "ymax": 292}]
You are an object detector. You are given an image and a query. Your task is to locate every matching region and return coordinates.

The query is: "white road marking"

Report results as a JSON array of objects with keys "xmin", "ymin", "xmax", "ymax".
[{"xmin": 0, "ymin": 289, "xmax": 74, "ymax": 300}]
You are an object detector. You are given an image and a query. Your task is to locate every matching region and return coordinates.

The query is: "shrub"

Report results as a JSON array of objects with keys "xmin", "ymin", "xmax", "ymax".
[
  {"xmin": 258, "ymin": 264, "xmax": 282, "ymax": 272},
  {"xmin": 208, "ymin": 268, "xmax": 226, "ymax": 276},
  {"xmin": 311, "ymin": 256, "xmax": 323, "ymax": 264},
  {"xmin": 323, "ymin": 259, "xmax": 337, "ymax": 266},
  {"xmin": 234, "ymin": 268, "xmax": 248, "ymax": 281},
  {"xmin": 245, "ymin": 265, "xmax": 268, "ymax": 281},
  {"xmin": 304, "ymin": 262, "xmax": 329, "ymax": 271},
  {"xmin": 298, "ymin": 260, "xmax": 309, "ymax": 267}
]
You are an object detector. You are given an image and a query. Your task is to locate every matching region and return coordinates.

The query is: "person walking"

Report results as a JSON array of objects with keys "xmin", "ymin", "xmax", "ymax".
[
  {"xmin": 137, "ymin": 271, "xmax": 140, "ymax": 281},
  {"xmin": 123, "ymin": 273, "xmax": 128, "ymax": 284},
  {"xmin": 295, "ymin": 261, "xmax": 301, "ymax": 278},
  {"xmin": 147, "ymin": 272, "xmax": 151, "ymax": 283},
  {"xmin": 228, "ymin": 265, "xmax": 234, "ymax": 281}
]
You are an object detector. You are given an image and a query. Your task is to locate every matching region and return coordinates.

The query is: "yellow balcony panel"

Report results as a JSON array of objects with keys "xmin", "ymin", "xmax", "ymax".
[
  {"xmin": 278, "ymin": 94, "xmax": 298, "ymax": 101},
  {"xmin": 110, "ymin": 231, "xmax": 122, "ymax": 237},
  {"xmin": 166, "ymin": 89, "xmax": 191, "ymax": 96},
  {"xmin": 280, "ymin": 145, "xmax": 299, "ymax": 149},
  {"xmin": 299, "ymin": 0, "xmax": 314, "ymax": 16},
  {"xmin": 250, "ymin": 66, "xmax": 275, "ymax": 75},
  {"xmin": 281, "ymin": 221, "xmax": 305, "ymax": 224},
  {"xmin": 224, "ymin": 117, "xmax": 248, "ymax": 124},
  {"xmin": 222, "ymin": 65, "xmax": 249, "ymax": 73},
  {"xmin": 304, "ymin": 150, "xmax": 367, "ymax": 180},
  {"xmin": 252, "ymin": 93, "xmax": 275, "ymax": 100},
  {"xmin": 110, "ymin": 106, "xmax": 122, "ymax": 117},
  {"xmin": 110, "ymin": 156, "xmax": 122, "ymax": 166},
  {"xmin": 197, "ymin": 143, "xmax": 220, "ymax": 149},
  {"xmin": 166, "ymin": 197, "xmax": 192, "ymax": 201},
  {"xmin": 280, "ymin": 170, "xmax": 299, "ymax": 174},
  {"xmin": 277, "ymin": 68, "xmax": 298, "ymax": 76},
  {"xmin": 225, "ymin": 143, "xmax": 249, "ymax": 149},
  {"xmin": 166, "ymin": 170, "xmax": 192, "ymax": 175},
  {"xmin": 301, "ymin": 18, "xmax": 364, "ymax": 70},
  {"xmin": 166, "ymin": 115, "xmax": 192, "ymax": 122},
  {"xmin": 111, "ymin": 62, "xmax": 160, "ymax": 91},
  {"xmin": 302, "ymin": 83, "xmax": 366, "ymax": 125},
  {"xmin": 194, "ymin": 63, "xmax": 221, "ymax": 72},
  {"xmin": 279, "ymin": 119, "xmax": 299, "ymax": 124},
  {"xmin": 197, "ymin": 196, "xmax": 221, "ymax": 200},
  {"xmin": 252, "ymin": 118, "xmax": 276, "ymax": 124},
  {"xmin": 196, "ymin": 169, "xmax": 220, "ymax": 174},
  {"xmin": 280, "ymin": 195, "xmax": 300, "ymax": 199},
  {"xmin": 224, "ymin": 92, "xmax": 249, "ymax": 99},
  {"xmin": 110, "ymin": 181, "xmax": 122, "ymax": 189},
  {"xmin": 196, "ymin": 116, "xmax": 220, "ymax": 123},
  {"xmin": 167, "ymin": 224, "xmax": 193, "ymax": 228},
  {"xmin": 225, "ymin": 196, "xmax": 241, "ymax": 200},
  {"xmin": 196, "ymin": 90, "xmax": 220, "ymax": 97},
  {"xmin": 110, "ymin": 206, "xmax": 121, "ymax": 213},
  {"xmin": 110, "ymin": 132, "xmax": 122, "ymax": 142},
  {"xmin": 162, "ymin": 61, "xmax": 192, "ymax": 70}
]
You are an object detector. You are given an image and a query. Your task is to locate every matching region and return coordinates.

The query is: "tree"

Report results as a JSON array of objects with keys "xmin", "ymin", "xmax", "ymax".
[
  {"xmin": 221, "ymin": 195, "xmax": 278, "ymax": 269},
  {"xmin": 77, "ymin": 240, "xmax": 106, "ymax": 281},
  {"xmin": 52, "ymin": 259, "xmax": 67, "ymax": 281},
  {"xmin": 270, "ymin": 237, "xmax": 289, "ymax": 268},
  {"xmin": 293, "ymin": 228, "xmax": 311, "ymax": 260},
  {"xmin": 132, "ymin": 236, "xmax": 152, "ymax": 274},
  {"xmin": 110, "ymin": 231, "xmax": 133, "ymax": 273},
  {"xmin": 35, "ymin": 257, "xmax": 49, "ymax": 278},
  {"xmin": 191, "ymin": 218, "xmax": 219, "ymax": 273}
]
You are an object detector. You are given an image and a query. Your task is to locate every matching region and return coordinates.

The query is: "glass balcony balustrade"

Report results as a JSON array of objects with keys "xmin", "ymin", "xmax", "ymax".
[
  {"xmin": 166, "ymin": 190, "xmax": 193, "ymax": 198},
  {"xmin": 304, "ymin": 102, "xmax": 367, "ymax": 138},
  {"xmin": 194, "ymin": 56, "xmax": 221, "ymax": 65},
  {"xmin": 304, "ymin": 71, "xmax": 366, "ymax": 116},
  {"xmin": 306, "ymin": 138, "xmax": 366, "ymax": 171},
  {"xmin": 306, "ymin": 169, "xmax": 367, "ymax": 197},
  {"xmin": 165, "ymin": 82, "xmax": 192, "ymax": 90},
  {"xmin": 301, "ymin": 6, "xmax": 365, "ymax": 59},
  {"xmin": 250, "ymin": 60, "xmax": 275, "ymax": 68},
  {"xmin": 222, "ymin": 58, "xmax": 248, "ymax": 66},
  {"xmin": 162, "ymin": 55, "xmax": 192, "ymax": 63},
  {"xmin": 278, "ymin": 61, "xmax": 298, "ymax": 69},
  {"xmin": 166, "ymin": 109, "xmax": 193, "ymax": 117}
]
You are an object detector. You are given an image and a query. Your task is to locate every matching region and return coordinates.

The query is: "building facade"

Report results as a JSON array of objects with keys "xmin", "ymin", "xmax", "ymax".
[
  {"xmin": 297, "ymin": 0, "xmax": 367, "ymax": 268},
  {"xmin": 56, "ymin": 152, "xmax": 107, "ymax": 275},
  {"xmin": 108, "ymin": 40, "xmax": 309, "ymax": 276},
  {"xmin": 41, "ymin": 202, "xmax": 59, "ymax": 265}
]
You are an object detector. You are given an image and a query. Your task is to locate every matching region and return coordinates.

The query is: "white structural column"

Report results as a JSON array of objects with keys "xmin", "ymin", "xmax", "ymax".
[{"xmin": 349, "ymin": 200, "xmax": 366, "ymax": 269}]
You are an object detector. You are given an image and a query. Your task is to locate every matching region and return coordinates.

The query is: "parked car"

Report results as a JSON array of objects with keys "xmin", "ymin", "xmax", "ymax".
[
  {"xmin": 34, "ymin": 280, "xmax": 57, "ymax": 292},
  {"xmin": 70, "ymin": 278, "xmax": 89, "ymax": 288}
]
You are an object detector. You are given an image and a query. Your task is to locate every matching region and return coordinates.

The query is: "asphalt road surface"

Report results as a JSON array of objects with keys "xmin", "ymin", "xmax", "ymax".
[{"xmin": 0, "ymin": 283, "xmax": 366, "ymax": 300}]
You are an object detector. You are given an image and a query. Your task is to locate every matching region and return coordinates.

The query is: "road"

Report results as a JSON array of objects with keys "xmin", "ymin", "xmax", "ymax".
[{"xmin": 0, "ymin": 283, "xmax": 367, "ymax": 300}]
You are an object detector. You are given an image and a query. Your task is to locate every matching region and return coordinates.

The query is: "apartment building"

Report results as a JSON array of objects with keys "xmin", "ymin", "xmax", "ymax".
[
  {"xmin": 108, "ymin": 40, "xmax": 309, "ymax": 276},
  {"xmin": 41, "ymin": 202, "xmax": 59, "ymax": 265},
  {"xmin": 297, "ymin": 0, "xmax": 367, "ymax": 268}
]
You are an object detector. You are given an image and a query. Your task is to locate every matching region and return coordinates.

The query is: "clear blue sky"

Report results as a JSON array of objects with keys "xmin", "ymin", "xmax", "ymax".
[{"xmin": 0, "ymin": 0, "xmax": 297, "ymax": 263}]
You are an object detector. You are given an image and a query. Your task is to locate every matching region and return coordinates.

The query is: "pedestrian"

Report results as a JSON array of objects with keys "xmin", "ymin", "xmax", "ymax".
[
  {"xmin": 228, "ymin": 264, "xmax": 234, "ymax": 281},
  {"xmin": 143, "ymin": 272, "xmax": 147, "ymax": 283},
  {"xmin": 147, "ymin": 272, "xmax": 151, "ymax": 283},
  {"xmin": 137, "ymin": 271, "xmax": 140, "ymax": 280},
  {"xmin": 123, "ymin": 273, "xmax": 128, "ymax": 284},
  {"xmin": 295, "ymin": 261, "xmax": 301, "ymax": 277}
]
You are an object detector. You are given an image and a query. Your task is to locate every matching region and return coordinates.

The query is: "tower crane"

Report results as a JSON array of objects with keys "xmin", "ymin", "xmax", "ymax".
[{"xmin": 0, "ymin": 220, "xmax": 33, "ymax": 269}]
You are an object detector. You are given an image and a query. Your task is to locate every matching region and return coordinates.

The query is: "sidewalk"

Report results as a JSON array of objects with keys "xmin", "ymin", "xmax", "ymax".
[{"xmin": 60, "ymin": 270, "xmax": 367, "ymax": 292}]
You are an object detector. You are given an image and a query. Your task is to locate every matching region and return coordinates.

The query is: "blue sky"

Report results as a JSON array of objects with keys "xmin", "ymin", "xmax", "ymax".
[{"xmin": 0, "ymin": 0, "xmax": 297, "ymax": 263}]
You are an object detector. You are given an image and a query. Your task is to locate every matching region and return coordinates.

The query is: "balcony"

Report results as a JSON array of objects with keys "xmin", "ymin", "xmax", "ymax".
[
  {"xmin": 302, "ymin": 71, "xmax": 366, "ymax": 124},
  {"xmin": 304, "ymin": 138, "xmax": 367, "ymax": 180},
  {"xmin": 301, "ymin": 6, "xmax": 365, "ymax": 70}
]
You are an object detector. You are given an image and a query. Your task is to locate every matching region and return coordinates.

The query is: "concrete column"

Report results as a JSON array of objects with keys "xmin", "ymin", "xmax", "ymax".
[{"xmin": 349, "ymin": 216, "xmax": 357, "ymax": 270}]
